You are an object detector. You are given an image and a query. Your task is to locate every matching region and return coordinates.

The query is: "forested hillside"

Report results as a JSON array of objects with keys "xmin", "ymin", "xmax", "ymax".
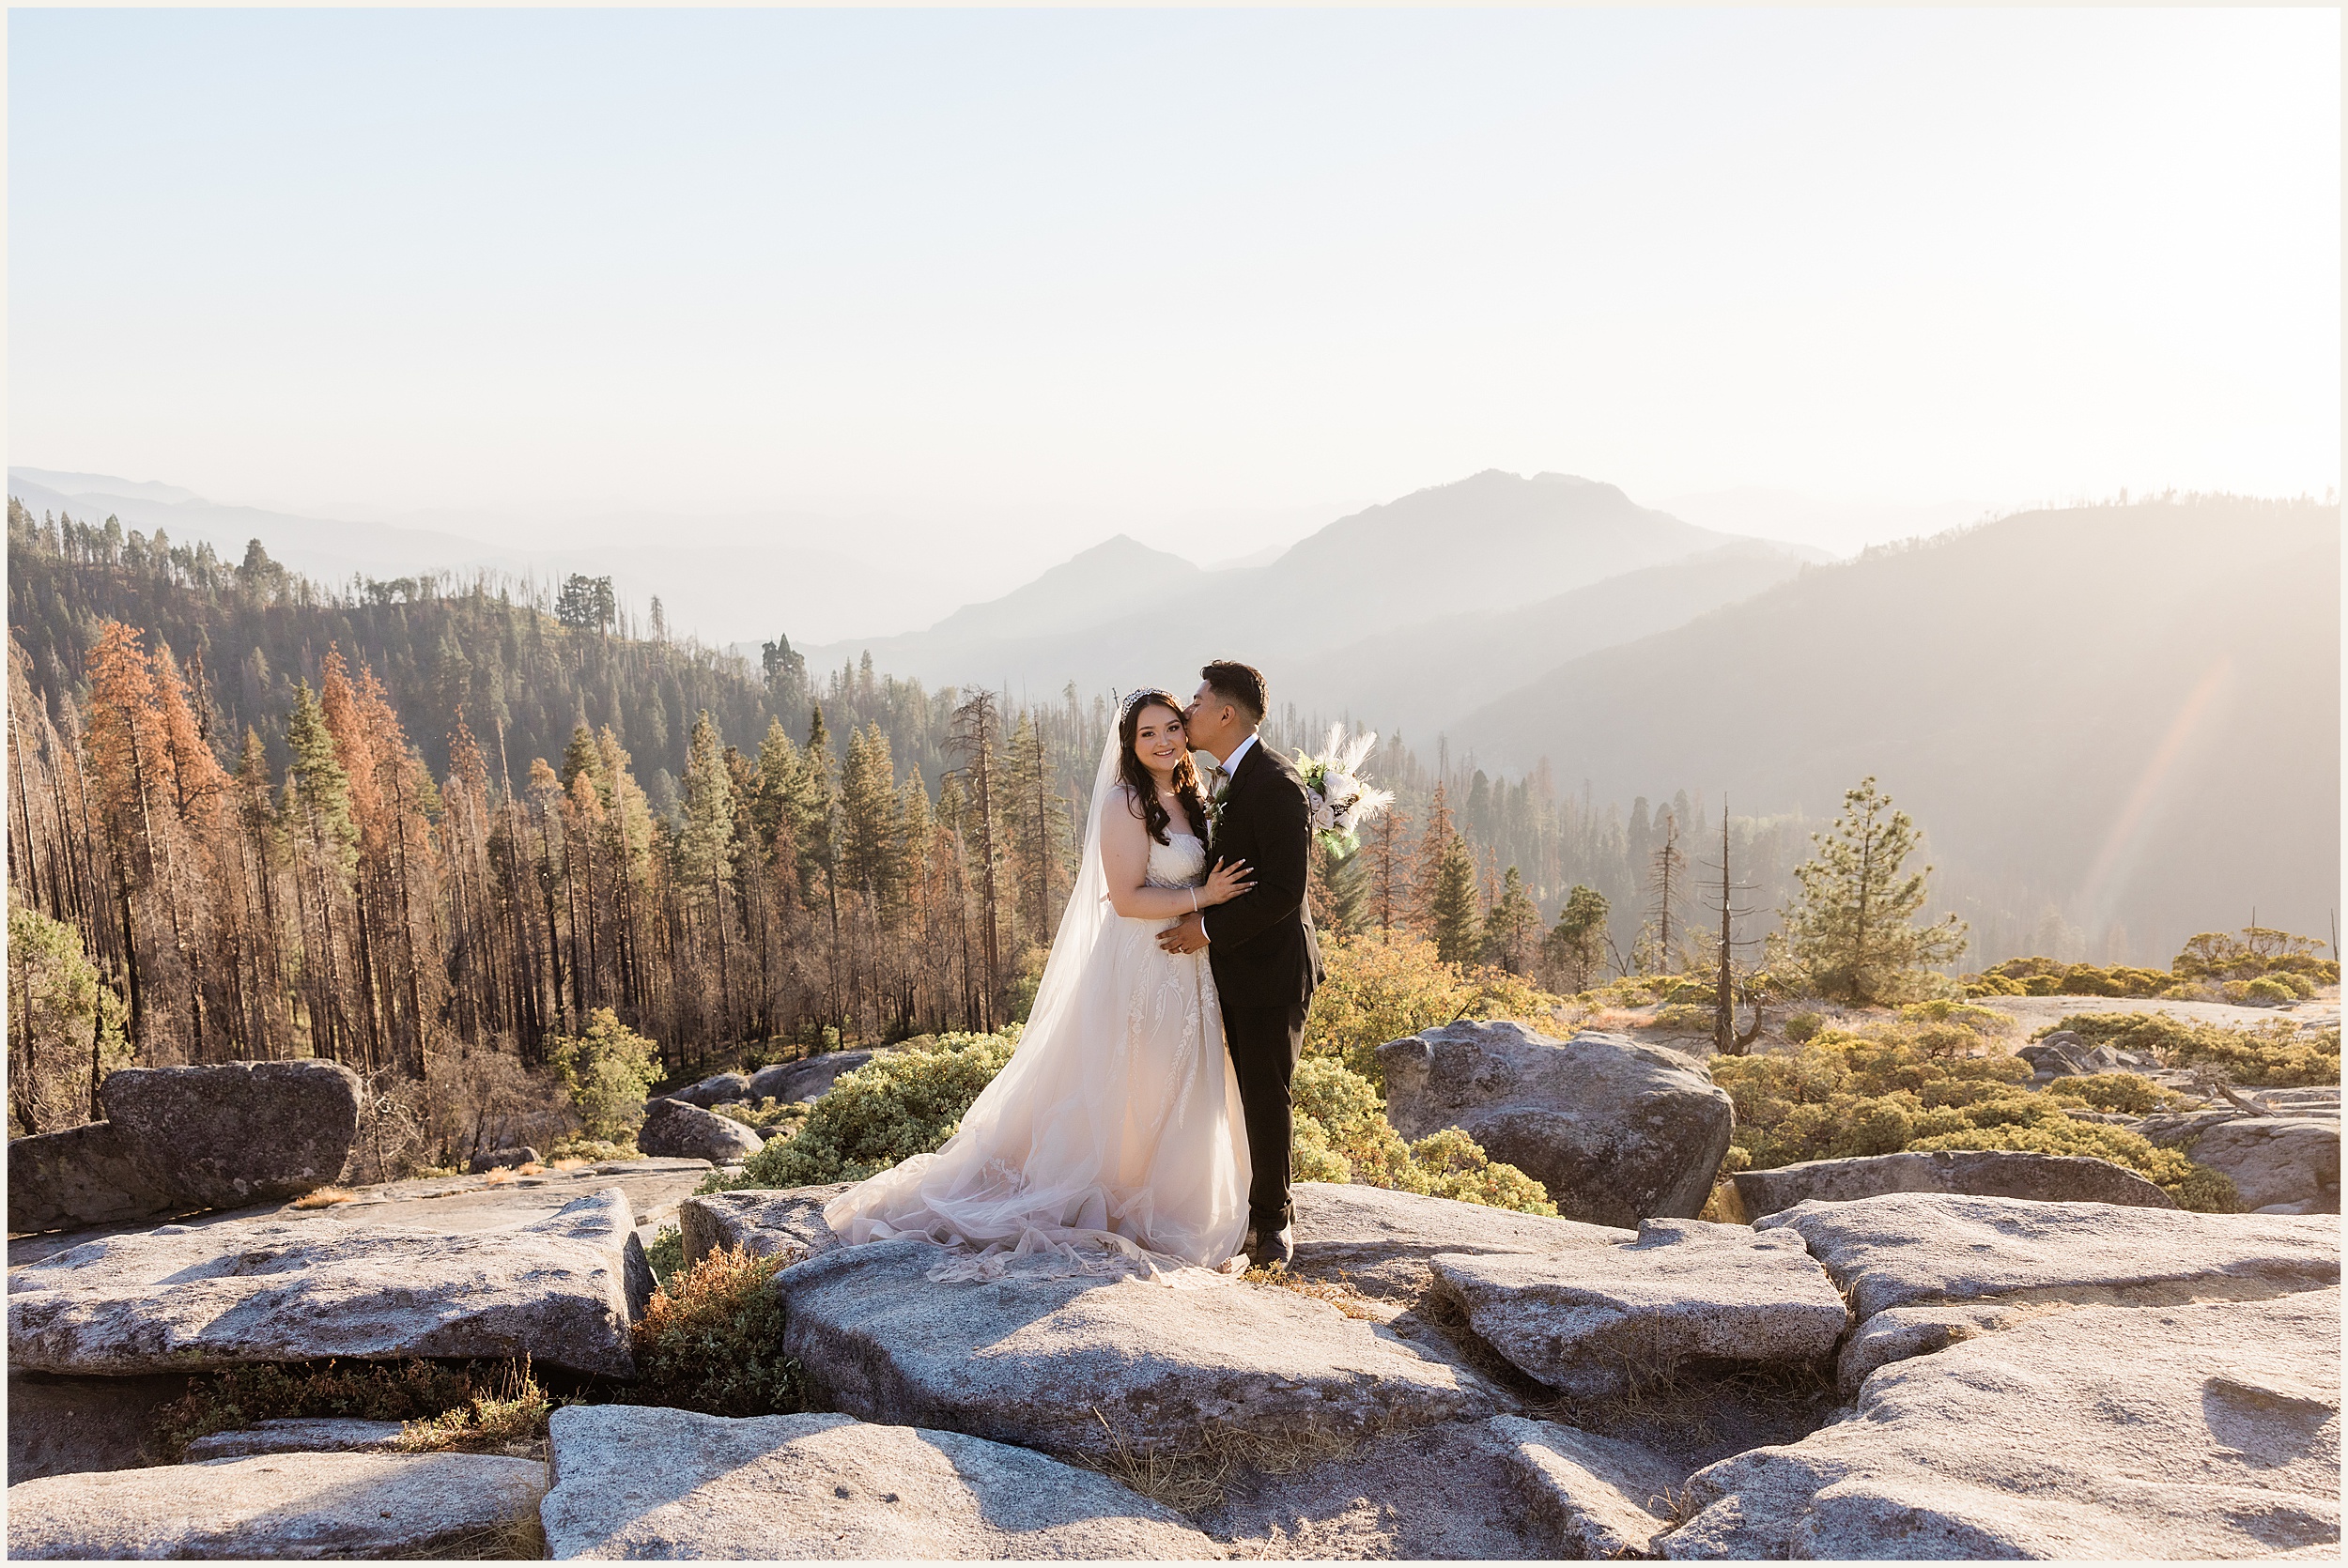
[{"xmin": 1453, "ymin": 495, "xmax": 2343, "ymax": 962}]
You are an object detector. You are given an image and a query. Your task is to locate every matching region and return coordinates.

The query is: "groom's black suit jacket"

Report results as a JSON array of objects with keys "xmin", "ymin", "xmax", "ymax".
[{"xmin": 1201, "ymin": 739, "xmax": 1325, "ymax": 1008}]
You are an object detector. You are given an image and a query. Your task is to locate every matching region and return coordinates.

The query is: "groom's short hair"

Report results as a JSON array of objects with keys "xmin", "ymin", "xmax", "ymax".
[{"xmin": 1200, "ymin": 660, "xmax": 1266, "ymax": 725}]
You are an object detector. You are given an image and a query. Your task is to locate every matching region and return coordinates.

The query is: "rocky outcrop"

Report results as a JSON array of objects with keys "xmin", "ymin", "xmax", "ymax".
[
  {"xmin": 100, "ymin": 1059, "xmax": 363, "ymax": 1209},
  {"xmin": 1724, "ymin": 1148, "xmax": 2174, "ymax": 1222},
  {"xmin": 468, "ymin": 1145, "xmax": 540, "ymax": 1174},
  {"xmin": 749, "ymin": 1050, "xmax": 876, "ymax": 1103},
  {"xmin": 1378, "ymin": 1022, "xmax": 1732, "ymax": 1226},
  {"xmin": 181, "ymin": 1419, "xmax": 409, "ymax": 1461},
  {"xmin": 1661, "ymin": 1288, "xmax": 2342, "ymax": 1560},
  {"xmin": 9, "ymin": 1187, "xmax": 651, "ymax": 1378},
  {"xmin": 2184, "ymin": 1117, "xmax": 2340, "ymax": 1214},
  {"xmin": 1491, "ymin": 1415, "xmax": 1679, "ymax": 1559},
  {"xmin": 777, "ymin": 1236, "xmax": 1481, "ymax": 1461},
  {"xmin": 667, "ymin": 1070, "xmax": 751, "ymax": 1108},
  {"xmin": 539, "ymin": 1405, "xmax": 1218, "ymax": 1560},
  {"xmin": 1431, "ymin": 1219, "xmax": 1847, "ymax": 1398},
  {"xmin": 637, "ymin": 1098, "xmax": 765, "ymax": 1162},
  {"xmin": 1288, "ymin": 1180, "xmax": 1630, "ymax": 1300},
  {"xmin": 6, "ymin": 1451, "xmax": 548, "ymax": 1560},
  {"xmin": 8, "ymin": 1122, "xmax": 178, "ymax": 1234},
  {"xmin": 1754, "ymin": 1192, "xmax": 2340, "ymax": 1320},
  {"xmin": 679, "ymin": 1183, "xmax": 850, "ymax": 1268},
  {"xmin": 8, "ymin": 1060, "xmax": 363, "ymax": 1233}
]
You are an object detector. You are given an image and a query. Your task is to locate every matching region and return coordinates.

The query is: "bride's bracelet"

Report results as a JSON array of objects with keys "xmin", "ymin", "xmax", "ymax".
[{"xmin": 1189, "ymin": 888, "xmax": 1199, "ymax": 914}]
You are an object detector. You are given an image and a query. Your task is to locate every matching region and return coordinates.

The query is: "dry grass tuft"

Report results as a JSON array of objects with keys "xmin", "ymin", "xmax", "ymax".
[
  {"xmin": 290, "ymin": 1186, "xmax": 358, "ymax": 1208},
  {"xmin": 548, "ymin": 1156, "xmax": 591, "ymax": 1171},
  {"xmin": 1647, "ymin": 1482, "xmax": 1705, "ymax": 1530},
  {"xmin": 1241, "ymin": 1264, "xmax": 1377, "ymax": 1320},
  {"xmin": 478, "ymin": 1166, "xmax": 518, "ymax": 1186},
  {"xmin": 1074, "ymin": 1406, "xmax": 1363, "ymax": 1514},
  {"xmin": 393, "ymin": 1506, "xmax": 548, "ymax": 1560},
  {"xmin": 516, "ymin": 1161, "xmax": 546, "ymax": 1176},
  {"xmin": 394, "ymin": 1359, "xmax": 552, "ymax": 1453}
]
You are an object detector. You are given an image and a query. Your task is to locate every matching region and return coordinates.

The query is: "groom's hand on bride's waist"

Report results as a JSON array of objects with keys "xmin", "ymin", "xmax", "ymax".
[{"xmin": 1157, "ymin": 911, "xmax": 1209, "ymax": 954}]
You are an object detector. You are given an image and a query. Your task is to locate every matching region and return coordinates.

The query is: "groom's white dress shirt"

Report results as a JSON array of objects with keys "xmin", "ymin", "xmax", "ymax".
[{"xmin": 1218, "ymin": 733, "xmax": 1258, "ymax": 776}]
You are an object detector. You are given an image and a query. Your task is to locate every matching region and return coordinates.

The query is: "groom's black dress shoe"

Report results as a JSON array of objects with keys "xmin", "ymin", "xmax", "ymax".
[{"xmin": 1243, "ymin": 1224, "xmax": 1295, "ymax": 1271}]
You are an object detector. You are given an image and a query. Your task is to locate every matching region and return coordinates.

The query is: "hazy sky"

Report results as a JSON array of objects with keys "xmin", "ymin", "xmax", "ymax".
[{"xmin": 8, "ymin": 6, "xmax": 2339, "ymax": 571}]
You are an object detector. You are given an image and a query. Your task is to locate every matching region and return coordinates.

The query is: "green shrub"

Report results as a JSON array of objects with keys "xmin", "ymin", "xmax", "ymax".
[
  {"xmin": 2043, "ymin": 1072, "xmax": 2190, "ymax": 1115},
  {"xmin": 626, "ymin": 1244, "xmax": 800, "ymax": 1416},
  {"xmin": 1305, "ymin": 935, "xmax": 1560, "ymax": 1087},
  {"xmin": 2048, "ymin": 1012, "xmax": 2340, "ymax": 1087},
  {"xmin": 1290, "ymin": 1054, "xmax": 1556, "ymax": 1215},
  {"xmin": 714, "ymin": 1097, "xmax": 811, "ymax": 1135},
  {"xmin": 2231, "ymin": 977, "xmax": 2297, "ymax": 1007},
  {"xmin": 1783, "ymin": 1010, "xmax": 1825, "ymax": 1044},
  {"xmin": 643, "ymin": 1224, "xmax": 685, "ymax": 1286},
  {"xmin": 1650, "ymin": 1001, "xmax": 1715, "ymax": 1032},
  {"xmin": 548, "ymin": 1008, "xmax": 665, "ymax": 1142},
  {"xmin": 1707, "ymin": 1014, "xmax": 2237, "ymax": 1209},
  {"xmin": 545, "ymin": 1135, "xmax": 638, "ymax": 1163},
  {"xmin": 726, "ymin": 1029, "xmax": 1019, "ymax": 1189}
]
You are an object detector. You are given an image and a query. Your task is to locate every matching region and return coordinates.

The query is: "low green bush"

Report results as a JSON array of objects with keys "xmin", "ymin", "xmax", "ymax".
[
  {"xmin": 723, "ymin": 1029, "xmax": 1020, "ymax": 1189},
  {"xmin": 1708, "ymin": 1013, "xmax": 2239, "ymax": 1210},
  {"xmin": 1783, "ymin": 1010, "xmax": 1825, "ymax": 1044},
  {"xmin": 1305, "ymin": 935, "xmax": 1559, "ymax": 1087},
  {"xmin": 1290, "ymin": 1055, "xmax": 1556, "ymax": 1215},
  {"xmin": 625, "ymin": 1243, "xmax": 800, "ymax": 1417},
  {"xmin": 643, "ymin": 1224, "xmax": 684, "ymax": 1286},
  {"xmin": 2048, "ymin": 1012, "xmax": 2340, "ymax": 1087}
]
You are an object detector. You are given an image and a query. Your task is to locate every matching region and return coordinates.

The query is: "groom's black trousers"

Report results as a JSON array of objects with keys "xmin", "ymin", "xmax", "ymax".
[{"xmin": 1223, "ymin": 998, "xmax": 1308, "ymax": 1233}]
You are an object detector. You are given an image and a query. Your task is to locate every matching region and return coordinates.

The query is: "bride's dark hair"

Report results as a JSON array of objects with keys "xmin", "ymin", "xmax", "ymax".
[{"xmin": 1117, "ymin": 690, "xmax": 1212, "ymax": 847}]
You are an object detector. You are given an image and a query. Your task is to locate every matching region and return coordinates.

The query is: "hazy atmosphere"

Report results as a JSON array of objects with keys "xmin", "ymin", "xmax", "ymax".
[
  {"xmin": 6, "ymin": 8, "xmax": 2343, "ymax": 1552},
  {"xmin": 9, "ymin": 7, "xmax": 2338, "ymax": 644}
]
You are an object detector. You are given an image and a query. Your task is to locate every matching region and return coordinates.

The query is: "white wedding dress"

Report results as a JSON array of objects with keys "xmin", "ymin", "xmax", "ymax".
[{"xmin": 825, "ymin": 740, "xmax": 1251, "ymax": 1279}]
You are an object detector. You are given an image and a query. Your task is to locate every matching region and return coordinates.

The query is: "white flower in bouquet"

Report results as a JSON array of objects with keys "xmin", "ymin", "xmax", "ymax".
[{"xmin": 1292, "ymin": 725, "xmax": 1395, "ymax": 856}]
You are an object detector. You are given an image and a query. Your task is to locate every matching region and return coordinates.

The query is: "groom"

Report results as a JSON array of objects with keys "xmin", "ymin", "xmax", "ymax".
[{"xmin": 1159, "ymin": 659, "xmax": 1324, "ymax": 1268}]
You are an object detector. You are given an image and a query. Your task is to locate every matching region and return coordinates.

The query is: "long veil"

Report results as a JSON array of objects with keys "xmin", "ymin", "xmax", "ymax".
[{"xmin": 822, "ymin": 726, "xmax": 1248, "ymax": 1282}]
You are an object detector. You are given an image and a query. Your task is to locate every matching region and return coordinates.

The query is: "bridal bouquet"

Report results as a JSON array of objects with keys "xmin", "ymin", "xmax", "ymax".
[{"xmin": 1293, "ymin": 725, "xmax": 1395, "ymax": 857}]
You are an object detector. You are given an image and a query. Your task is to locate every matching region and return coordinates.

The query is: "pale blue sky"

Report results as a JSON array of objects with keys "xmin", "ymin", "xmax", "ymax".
[{"xmin": 8, "ymin": 6, "xmax": 2339, "ymax": 570}]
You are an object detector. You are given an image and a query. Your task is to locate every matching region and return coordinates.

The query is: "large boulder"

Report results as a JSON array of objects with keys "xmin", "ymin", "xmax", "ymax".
[
  {"xmin": 7, "ymin": 1122, "xmax": 178, "ymax": 1234},
  {"xmin": 749, "ymin": 1050, "xmax": 876, "ymax": 1103},
  {"xmin": 638, "ymin": 1098, "xmax": 765, "ymax": 1162},
  {"xmin": 2184, "ymin": 1116, "xmax": 2340, "ymax": 1214},
  {"xmin": 1430, "ymin": 1219, "xmax": 1848, "ymax": 1398},
  {"xmin": 1289, "ymin": 1180, "xmax": 1631, "ymax": 1301},
  {"xmin": 538, "ymin": 1405, "xmax": 1218, "ymax": 1560},
  {"xmin": 1724, "ymin": 1148, "xmax": 2174, "ymax": 1222},
  {"xmin": 6, "ymin": 1451, "xmax": 548, "ymax": 1560},
  {"xmin": 1659, "ymin": 1288, "xmax": 2341, "ymax": 1560},
  {"xmin": 1378, "ymin": 1022, "xmax": 1732, "ymax": 1226},
  {"xmin": 468, "ymin": 1145, "xmax": 540, "ymax": 1174},
  {"xmin": 1491, "ymin": 1414, "xmax": 1679, "ymax": 1560},
  {"xmin": 669, "ymin": 1070, "xmax": 751, "ymax": 1109},
  {"xmin": 99, "ymin": 1059, "xmax": 363, "ymax": 1210},
  {"xmin": 8, "ymin": 1187, "xmax": 651, "ymax": 1379},
  {"xmin": 680, "ymin": 1183, "xmax": 851, "ymax": 1268},
  {"xmin": 777, "ymin": 1236, "xmax": 1481, "ymax": 1461},
  {"xmin": 1753, "ymin": 1191, "xmax": 2340, "ymax": 1320}
]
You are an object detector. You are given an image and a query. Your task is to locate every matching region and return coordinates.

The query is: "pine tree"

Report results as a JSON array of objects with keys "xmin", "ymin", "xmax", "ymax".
[
  {"xmin": 1478, "ymin": 867, "xmax": 1541, "ymax": 974},
  {"xmin": 947, "ymin": 691, "xmax": 1006, "ymax": 1028},
  {"xmin": 1428, "ymin": 832, "xmax": 1481, "ymax": 965},
  {"xmin": 1645, "ymin": 813, "xmax": 1687, "ymax": 974},
  {"xmin": 1783, "ymin": 776, "xmax": 1969, "ymax": 1005},
  {"xmin": 1545, "ymin": 884, "xmax": 1611, "ymax": 992},
  {"xmin": 1407, "ymin": 784, "xmax": 1457, "ymax": 938}
]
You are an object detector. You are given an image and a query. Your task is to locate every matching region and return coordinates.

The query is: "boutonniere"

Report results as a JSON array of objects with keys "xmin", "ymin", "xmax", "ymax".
[{"xmin": 1199, "ymin": 758, "xmax": 1232, "ymax": 838}]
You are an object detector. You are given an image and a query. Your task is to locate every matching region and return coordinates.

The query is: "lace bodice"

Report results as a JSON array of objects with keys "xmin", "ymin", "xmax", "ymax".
[{"xmin": 1145, "ymin": 832, "xmax": 1208, "ymax": 889}]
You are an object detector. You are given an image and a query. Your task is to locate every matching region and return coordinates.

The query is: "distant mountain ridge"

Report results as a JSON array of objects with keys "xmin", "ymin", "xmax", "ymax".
[
  {"xmin": 803, "ymin": 469, "xmax": 1789, "ymax": 709},
  {"xmin": 1449, "ymin": 497, "xmax": 2341, "ymax": 957}
]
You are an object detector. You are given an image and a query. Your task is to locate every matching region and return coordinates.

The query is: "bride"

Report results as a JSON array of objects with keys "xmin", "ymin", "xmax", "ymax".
[{"xmin": 823, "ymin": 688, "xmax": 1257, "ymax": 1275}]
